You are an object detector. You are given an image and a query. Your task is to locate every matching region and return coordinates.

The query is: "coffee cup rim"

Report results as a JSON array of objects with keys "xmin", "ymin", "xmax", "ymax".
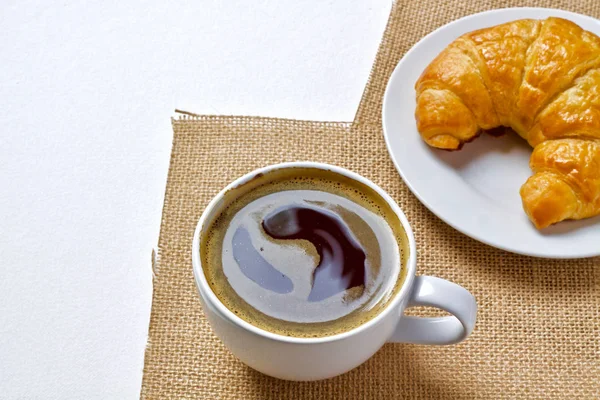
[{"xmin": 192, "ymin": 161, "xmax": 417, "ymax": 344}]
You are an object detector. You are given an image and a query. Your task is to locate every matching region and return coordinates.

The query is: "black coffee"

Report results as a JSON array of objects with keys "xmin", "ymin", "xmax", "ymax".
[{"xmin": 201, "ymin": 167, "xmax": 409, "ymax": 338}]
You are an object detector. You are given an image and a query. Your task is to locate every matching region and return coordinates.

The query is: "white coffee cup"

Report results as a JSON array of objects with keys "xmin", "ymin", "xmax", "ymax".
[{"xmin": 192, "ymin": 162, "xmax": 477, "ymax": 381}]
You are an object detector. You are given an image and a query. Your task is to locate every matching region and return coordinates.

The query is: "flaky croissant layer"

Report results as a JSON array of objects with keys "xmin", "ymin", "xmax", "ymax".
[{"xmin": 415, "ymin": 17, "xmax": 600, "ymax": 229}]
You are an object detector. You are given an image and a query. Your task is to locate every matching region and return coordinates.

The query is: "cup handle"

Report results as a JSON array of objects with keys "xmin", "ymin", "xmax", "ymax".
[{"xmin": 388, "ymin": 276, "xmax": 477, "ymax": 345}]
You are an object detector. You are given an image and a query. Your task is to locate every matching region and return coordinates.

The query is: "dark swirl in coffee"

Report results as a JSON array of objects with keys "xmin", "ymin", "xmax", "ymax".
[
  {"xmin": 201, "ymin": 167, "xmax": 409, "ymax": 338},
  {"xmin": 262, "ymin": 205, "xmax": 367, "ymax": 301}
]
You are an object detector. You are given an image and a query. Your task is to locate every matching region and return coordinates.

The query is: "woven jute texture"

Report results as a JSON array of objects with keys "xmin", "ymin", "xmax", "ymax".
[{"xmin": 141, "ymin": 1, "xmax": 600, "ymax": 398}]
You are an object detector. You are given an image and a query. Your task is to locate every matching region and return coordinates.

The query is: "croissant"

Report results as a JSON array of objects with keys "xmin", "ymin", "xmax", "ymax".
[{"xmin": 415, "ymin": 17, "xmax": 600, "ymax": 229}]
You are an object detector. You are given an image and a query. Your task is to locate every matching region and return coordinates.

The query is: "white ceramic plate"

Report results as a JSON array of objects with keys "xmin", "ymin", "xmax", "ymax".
[{"xmin": 382, "ymin": 8, "xmax": 600, "ymax": 258}]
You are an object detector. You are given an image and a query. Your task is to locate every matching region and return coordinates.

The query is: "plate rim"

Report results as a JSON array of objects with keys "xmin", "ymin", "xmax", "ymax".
[{"xmin": 382, "ymin": 7, "xmax": 600, "ymax": 259}]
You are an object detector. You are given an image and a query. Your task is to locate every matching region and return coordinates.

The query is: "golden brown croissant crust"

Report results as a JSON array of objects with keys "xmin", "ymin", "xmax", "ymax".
[{"xmin": 415, "ymin": 17, "xmax": 600, "ymax": 229}]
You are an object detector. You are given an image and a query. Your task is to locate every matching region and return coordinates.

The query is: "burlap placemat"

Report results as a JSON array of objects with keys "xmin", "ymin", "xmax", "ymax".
[{"xmin": 141, "ymin": 1, "xmax": 600, "ymax": 398}]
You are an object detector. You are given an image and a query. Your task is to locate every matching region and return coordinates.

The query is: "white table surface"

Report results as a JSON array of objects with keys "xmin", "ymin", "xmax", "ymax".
[{"xmin": 0, "ymin": 1, "xmax": 390, "ymax": 398}]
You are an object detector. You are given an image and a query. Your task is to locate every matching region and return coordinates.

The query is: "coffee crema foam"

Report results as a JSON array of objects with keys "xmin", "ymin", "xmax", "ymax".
[{"xmin": 201, "ymin": 168, "xmax": 409, "ymax": 338}]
